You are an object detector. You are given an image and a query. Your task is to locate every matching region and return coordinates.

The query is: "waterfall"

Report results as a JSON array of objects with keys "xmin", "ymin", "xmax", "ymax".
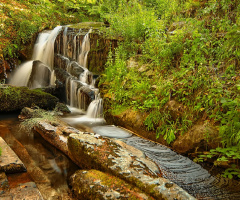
[
  {"xmin": 63, "ymin": 27, "xmax": 68, "ymax": 57},
  {"xmin": 8, "ymin": 61, "xmax": 33, "ymax": 86},
  {"xmin": 8, "ymin": 25, "xmax": 103, "ymax": 119},
  {"xmin": 62, "ymin": 28, "xmax": 103, "ymax": 118},
  {"xmin": 78, "ymin": 30, "xmax": 91, "ymax": 68},
  {"xmin": 86, "ymin": 97, "xmax": 103, "ymax": 118},
  {"xmin": 9, "ymin": 26, "xmax": 62, "ymax": 88},
  {"xmin": 32, "ymin": 26, "xmax": 62, "ymax": 69}
]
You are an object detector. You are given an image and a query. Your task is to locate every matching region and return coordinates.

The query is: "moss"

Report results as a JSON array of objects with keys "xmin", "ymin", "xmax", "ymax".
[
  {"xmin": 70, "ymin": 169, "xmax": 155, "ymax": 200},
  {"xmin": 0, "ymin": 85, "xmax": 58, "ymax": 112}
]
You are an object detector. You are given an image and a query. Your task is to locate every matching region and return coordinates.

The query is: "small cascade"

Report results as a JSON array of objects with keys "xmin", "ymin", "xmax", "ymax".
[
  {"xmin": 60, "ymin": 28, "xmax": 103, "ymax": 118},
  {"xmin": 9, "ymin": 26, "xmax": 62, "ymax": 88},
  {"xmin": 63, "ymin": 27, "xmax": 68, "ymax": 57},
  {"xmin": 78, "ymin": 30, "xmax": 91, "ymax": 68},
  {"xmin": 8, "ymin": 61, "xmax": 33, "ymax": 86},
  {"xmin": 9, "ymin": 24, "xmax": 104, "ymax": 117},
  {"xmin": 32, "ymin": 26, "xmax": 62, "ymax": 70},
  {"xmin": 86, "ymin": 95, "xmax": 103, "ymax": 118}
]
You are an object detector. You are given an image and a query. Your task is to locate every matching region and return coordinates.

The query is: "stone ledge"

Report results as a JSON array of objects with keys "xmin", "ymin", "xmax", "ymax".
[
  {"xmin": 0, "ymin": 137, "xmax": 26, "ymax": 174},
  {"xmin": 70, "ymin": 169, "xmax": 154, "ymax": 199},
  {"xmin": 30, "ymin": 118, "xmax": 196, "ymax": 200}
]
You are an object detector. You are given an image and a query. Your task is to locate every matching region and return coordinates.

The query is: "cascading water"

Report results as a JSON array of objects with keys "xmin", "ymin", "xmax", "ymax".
[
  {"xmin": 62, "ymin": 26, "xmax": 68, "ymax": 57},
  {"xmin": 56, "ymin": 26, "xmax": 240, "ymax": 200},
  {"xmin": 8, "ymin": 61, "xmax": 33, "ymax": 87},
  {"xmin": 78, "ymin": 30, "xmax": 91, "ymax": 68},
  {"xmin": 33, "ymin": 26, "xmax": 62, "ymax": 69},
  {"xmin": 58, "ymin": 28, "xmax": 104, "ymax": 119},
  {"xmin": 9, "ymin": 26, "xmax": 62, "ymax": 88}
]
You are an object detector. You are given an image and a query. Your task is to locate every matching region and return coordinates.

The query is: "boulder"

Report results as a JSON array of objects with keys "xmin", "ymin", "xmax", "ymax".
[
  {"xmin": 68, "ymin": 133, "xmax": 195, "ymax": 200},
  {"xmin": 5, "ymin": 182, "xmax": 43, "ymax": 200},
  {"xmin": 70, "ymin": 169, "xmax": 154, "ymax": 200},
  {"xmin": 0, "ymin": 172, "xmax": 9, "ymax": 194},
  {"xmin": 173, "ymin": 123, "xmax": 221, "ymax": 154},
  {"xmin": 0, "ymin": 85, "xmax": 58, "ymax": 112}
]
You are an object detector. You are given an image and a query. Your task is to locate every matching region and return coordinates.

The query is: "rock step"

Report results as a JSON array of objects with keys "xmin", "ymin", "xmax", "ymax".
[
  {"xmin": 0, "ymin": 137, "xmax": 26, "ymax": 174},
  {"xmin": 0, "ymin": 170, "xmax": 43, "ymax": 199},
  {"xmin": 70, "ymin": 169, "xmax": 154, "ymax": 200}
]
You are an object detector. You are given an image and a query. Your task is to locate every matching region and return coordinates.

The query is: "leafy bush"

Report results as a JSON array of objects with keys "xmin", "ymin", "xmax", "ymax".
[{"xmin": 100, "ymin": 0, "xmax": 240, "ymax": 154}]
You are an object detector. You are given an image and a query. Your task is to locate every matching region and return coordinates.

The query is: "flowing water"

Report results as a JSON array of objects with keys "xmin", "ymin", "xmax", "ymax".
[
  {"xmin": 6, "ymin": 25, "xmax": 240, "ymax": 199},
  {"xmin": 8, "ymin": 26, "xmax": 62, "ymax": 88}
]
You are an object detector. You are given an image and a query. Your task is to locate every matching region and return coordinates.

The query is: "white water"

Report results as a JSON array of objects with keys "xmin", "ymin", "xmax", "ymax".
[
  {"xmin": 8, "ymin": 61, "xmax": 33, "ymax": 86},
  {"xmin": 9, "ymin": 26, "xmax": 62, "ymax": 88},
  {"xmin": 63, "ymin": 26, "xmax": 68, "ymax": 57},
  {"xmin": 86, "ymin": 98, "xmax": 103, "ymax": 118},
  {"xmin": 64, "ymin": 29, "xmax": 104, "ymax": 119},
  {"xmin": 33, "ymin": 26, "xmax": 62, "ymax": 69},
  {"xmin": 78, "ymin": 30, "xmax": 91, "ymax": 68},
  {"xmin": 9, "ymin": 25, "xmax": 103, "ymax": 120}
]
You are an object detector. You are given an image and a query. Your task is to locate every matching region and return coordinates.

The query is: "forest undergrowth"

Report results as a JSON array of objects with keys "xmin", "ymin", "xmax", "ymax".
[{"xmin": 96, "ymin": 0, "xmax": 240, "ymax": 179}]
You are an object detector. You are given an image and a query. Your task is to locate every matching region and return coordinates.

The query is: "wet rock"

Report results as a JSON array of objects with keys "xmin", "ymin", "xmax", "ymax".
[
  {"xmin": 70, "ymin": 169, "xmax": 154, "ymax": 200},
  {"xmin": 68, "ymin": 133, "xmax": 196, "ymax": 199},
  {"xmin": 34, "ymin": 121, "xmax": 70, "ymax": 156},
  {"xmin": 19, "ymin": 107, "xmax": 43, "ymax": 120},
  {"xmin": 0, "ymin": 172, "xmax": 9, "ymax": 194},
  {"xmin": 0, "ymin": 85, "xmax": 58, "ymax": 112},
  {"xmin": 173, "ymin": 123, "xmax": 221, "ymax": 154},
  {"xmin": 54, "ymin": 102, "xmax": 71, "ymax": 114},
  {"xmin": 28, "ymin": 61, "xmax": 51, "ymax": 89},
  {"xmin": 0, "ymin": 137, "xmax": 26, "ymax": 174},
  {"xmin": 9, "ymin": 182, "xmax": 43, "ymax": 200},
  {"xmin": 54, "ymin": 24, "xmax": 118, "ymax": 75},
  {"xmin": 0, "ymin": 127, "xmax": 61, "ymax": 200}
]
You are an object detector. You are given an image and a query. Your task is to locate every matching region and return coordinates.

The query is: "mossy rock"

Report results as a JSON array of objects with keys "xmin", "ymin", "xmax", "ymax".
[
  {"xmin": 0, "ymin": 85, "xmax": 58, "ymax": 112},
  {"xmin": 68, "ymin": 133, "xmax": 195, "ymax": 200},
  {"xmin": 70, "ymin": 169, "xmax": 154, "ymax": 200}
]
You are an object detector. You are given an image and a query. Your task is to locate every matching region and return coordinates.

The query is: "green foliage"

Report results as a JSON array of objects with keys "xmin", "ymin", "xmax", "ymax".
[
  {"xmin": 100, "ymin": 0, "xmax": 240, "ymax": 154},
  {"xmin": 94, "ymin": 0, "xmax": 158, "ymax": 41},
  {"xmin": 1, "ymin": 0, "xmax": 98, "ymax": 59},
  {"xmin": 195, "ymin": 146, "xmax": 240, "ymax": 179},
  {"xmin": 219, "ymin": 97, "xmax": 240, "ymax": 147}
]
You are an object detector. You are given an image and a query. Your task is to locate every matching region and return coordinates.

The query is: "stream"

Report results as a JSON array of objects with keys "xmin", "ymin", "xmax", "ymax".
[{"xmin": 3, "ymin": 23, "xmax": 240, "ymax": 199}]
